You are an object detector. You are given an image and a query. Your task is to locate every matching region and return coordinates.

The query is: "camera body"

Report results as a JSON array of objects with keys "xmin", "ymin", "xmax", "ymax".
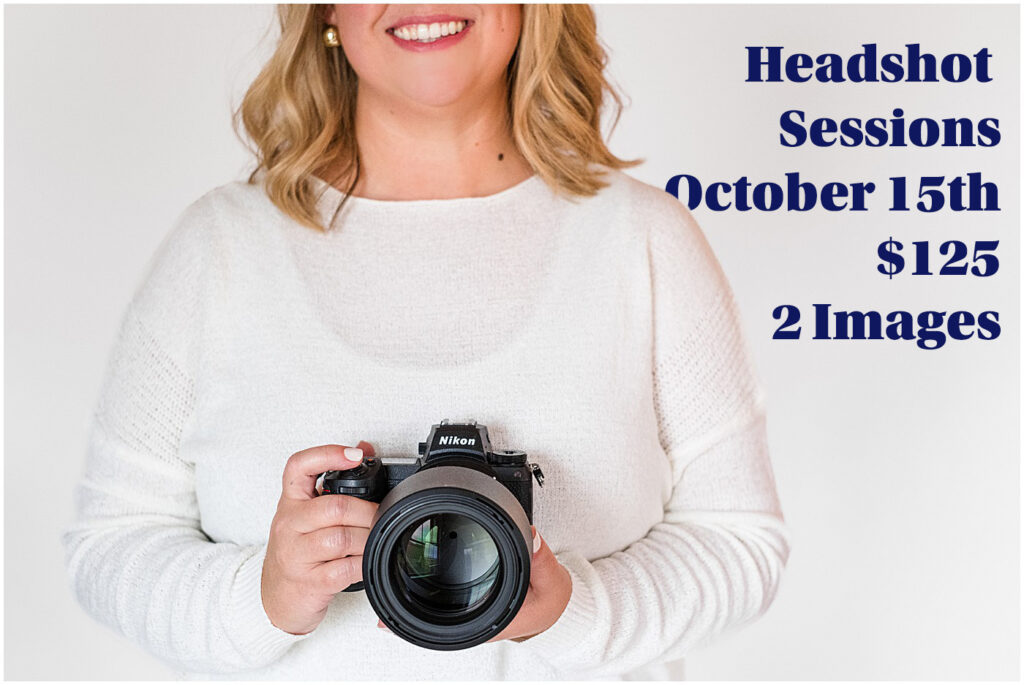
[{"xmin": 322, "ymin": 420, "xmax": 542, "ymax": 520}]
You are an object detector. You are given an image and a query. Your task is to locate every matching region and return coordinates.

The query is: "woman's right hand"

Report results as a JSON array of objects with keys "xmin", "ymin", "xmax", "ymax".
[{"xmin": 261, "ymin": 441, "xmax": 379, "ymax": 635}]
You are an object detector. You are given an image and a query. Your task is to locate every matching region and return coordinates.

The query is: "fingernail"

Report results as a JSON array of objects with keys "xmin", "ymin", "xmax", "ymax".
[
  {"xmin": 533, "ymin": 529, "xmax": 541, "ymax": 555},
  {"xmin": 343, "ymin": 446, "xmax": 363, "ymax": 462}
]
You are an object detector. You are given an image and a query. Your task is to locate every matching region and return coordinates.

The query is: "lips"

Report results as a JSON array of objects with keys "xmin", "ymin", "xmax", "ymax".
[{"xmin": 386, "ymin": 15, "xmax": 473, "ymax": 50}]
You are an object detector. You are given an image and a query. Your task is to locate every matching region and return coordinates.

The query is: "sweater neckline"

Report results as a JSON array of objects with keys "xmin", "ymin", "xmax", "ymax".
[
  {"xmin": 311, "ymin": 171, "xmax": 541, "ymax": 205},
  {"xmin": 307, "ymin": 171, "xmax": 544, "ymax": 229}
]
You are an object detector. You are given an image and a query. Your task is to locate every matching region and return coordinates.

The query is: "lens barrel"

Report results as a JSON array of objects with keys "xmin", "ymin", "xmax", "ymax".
[{"xmin": 361, "ymin": 465, "xmax": 533, "ymax": 650}]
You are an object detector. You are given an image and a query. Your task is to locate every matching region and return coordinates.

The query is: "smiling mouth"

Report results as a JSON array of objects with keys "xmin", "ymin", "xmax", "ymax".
[{"xmin": 387, "ymin": 19, "xmax": 471, "ymax": 44}]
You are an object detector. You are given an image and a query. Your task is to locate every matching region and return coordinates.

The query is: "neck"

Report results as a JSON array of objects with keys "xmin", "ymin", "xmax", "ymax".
[{"xmin": 339, "ymin": 83, "xmax": 533, "ymax": 201}]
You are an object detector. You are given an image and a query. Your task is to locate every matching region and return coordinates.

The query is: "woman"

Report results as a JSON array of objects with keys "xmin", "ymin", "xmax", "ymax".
[{"xmin": 64, "ymin": 4, "xmax": 789, "ymax": 680}]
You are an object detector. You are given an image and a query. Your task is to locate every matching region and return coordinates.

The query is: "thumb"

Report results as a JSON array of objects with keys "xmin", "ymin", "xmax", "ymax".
[
  {"xmin": 528, "ymin": 527, "xmax": 561, "ymax": 580},
  {"xmin": 526, "ymin": 527, "xmax": 573, "ymax": 623},
  {"xmin": 356, "ymin": 440, "xmax": 376, "ymax": 458}
]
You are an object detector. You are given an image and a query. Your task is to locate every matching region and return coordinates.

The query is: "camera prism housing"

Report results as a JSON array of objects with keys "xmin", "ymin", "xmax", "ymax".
[{"xmin": 321, "ymin": 420, "xmax": 544, "ymax": 650}]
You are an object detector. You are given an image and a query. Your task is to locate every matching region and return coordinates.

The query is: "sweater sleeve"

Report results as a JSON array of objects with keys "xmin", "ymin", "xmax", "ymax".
[
  {"xmin": 517, "ymin": 199, "xmax": 790, "ymax": 677},
  {"xmin": 62, "ymin": 197, "xmax": 309, "ymax": 673}
]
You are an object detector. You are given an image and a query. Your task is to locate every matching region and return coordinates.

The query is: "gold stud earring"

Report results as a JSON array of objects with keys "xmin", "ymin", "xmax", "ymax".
[{"xmin": 323, "ymin": 24, "xmax": 340, "ymax": 48}]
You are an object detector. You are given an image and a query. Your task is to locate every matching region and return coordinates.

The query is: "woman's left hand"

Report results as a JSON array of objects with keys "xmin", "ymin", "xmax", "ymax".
[
  {"xmin": 376, "ymin": 527, "xmax": 572, "ymax": 642},
  {"xmin": 491, "ymin": 527, "xmax": 573, "ymax": 642}
]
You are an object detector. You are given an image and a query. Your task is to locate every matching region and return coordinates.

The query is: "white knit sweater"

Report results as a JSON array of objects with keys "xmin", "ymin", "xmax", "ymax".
[{"xmin": 64, "ymin": 168, "xmax": 789, "ymax": 680}]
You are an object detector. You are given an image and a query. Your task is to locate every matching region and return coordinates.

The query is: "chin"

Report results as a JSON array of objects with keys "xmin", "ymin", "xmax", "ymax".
[{"xmin": 394, "ymin": 75, "xmax": 479, "ymax": 109}]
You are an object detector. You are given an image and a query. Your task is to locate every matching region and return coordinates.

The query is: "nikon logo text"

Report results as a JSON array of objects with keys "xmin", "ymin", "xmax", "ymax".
[{"xmin": 438, "ymin": 436, "xmax": 476, "ymax": 446}]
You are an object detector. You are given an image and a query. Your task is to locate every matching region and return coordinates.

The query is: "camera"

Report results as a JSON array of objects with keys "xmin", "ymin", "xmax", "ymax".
[{"xmin": 321, "ymin": 420, "xmax": 544, "ymax": 650}]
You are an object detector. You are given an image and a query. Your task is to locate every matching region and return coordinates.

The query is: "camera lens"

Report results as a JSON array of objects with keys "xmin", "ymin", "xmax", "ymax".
[
  {"xmin": 392, "ymin": 513, "xmax": 501, "ymax": 616},
  {"xmin": 362, "ymin": 466, "xmax": 533, "ymax": 650}
]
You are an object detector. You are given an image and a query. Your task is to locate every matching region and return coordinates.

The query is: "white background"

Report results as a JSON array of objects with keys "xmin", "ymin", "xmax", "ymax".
[{"xmin": 5, "ymin": 4, "xmax": 1019, "ymax": 680}]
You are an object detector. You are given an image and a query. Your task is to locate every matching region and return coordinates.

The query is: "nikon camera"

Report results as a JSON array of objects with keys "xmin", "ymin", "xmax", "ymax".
[{"xmin": 321, "ymin": 420, "xmax": 544, "ymax": 651}]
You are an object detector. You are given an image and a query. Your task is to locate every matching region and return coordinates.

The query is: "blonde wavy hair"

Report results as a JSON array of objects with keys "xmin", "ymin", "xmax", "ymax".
[{"xmin": 233, "ymin": 4, "xmax": 637, "ymax": 232}]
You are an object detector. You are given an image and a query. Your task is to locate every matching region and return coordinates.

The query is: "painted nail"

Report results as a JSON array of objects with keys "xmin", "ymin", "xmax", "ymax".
[
  {"xmin": 343, "ymin": 446, "xmax": 363, "ymax": 462},
  {"xmin": 533, "ymin": 529, "xmax": 541, "ymax": 554}
]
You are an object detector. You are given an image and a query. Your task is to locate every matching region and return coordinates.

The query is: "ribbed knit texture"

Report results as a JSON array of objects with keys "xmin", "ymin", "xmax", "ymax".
[{"xmin": 64, "ymin": 168, "xmax": 789, "ymax": 679}]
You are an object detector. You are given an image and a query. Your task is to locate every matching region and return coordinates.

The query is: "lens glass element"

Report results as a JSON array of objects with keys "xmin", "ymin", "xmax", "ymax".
[{"xmin": 392, "ymin": 513, "xmax": 501, "ymax": 617}]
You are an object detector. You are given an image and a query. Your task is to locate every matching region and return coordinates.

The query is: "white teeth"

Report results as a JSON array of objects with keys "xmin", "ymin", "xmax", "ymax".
[{"xmin": 392, "ymin": 20, "xmax": 467, "ymax": 43}]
